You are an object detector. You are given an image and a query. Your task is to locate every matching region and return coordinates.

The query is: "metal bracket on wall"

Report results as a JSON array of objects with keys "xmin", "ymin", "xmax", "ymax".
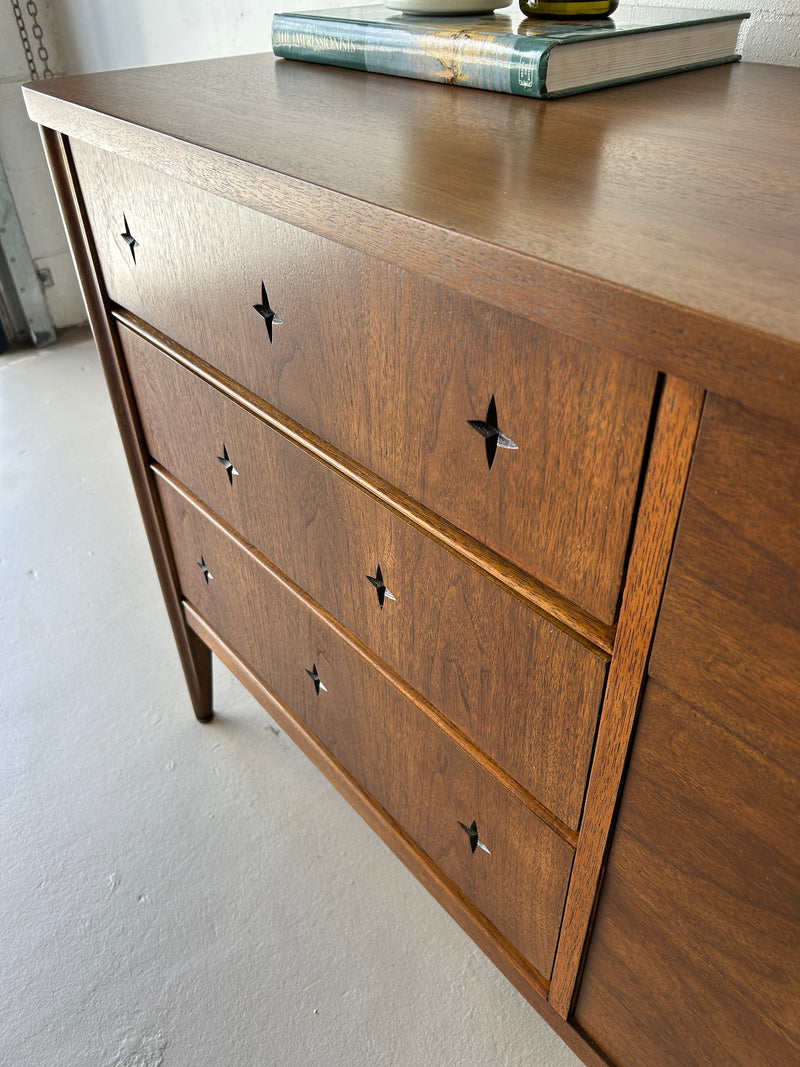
[{"xmin": 0, "ymin": 157, "xmax": 56, "ymax": 350}]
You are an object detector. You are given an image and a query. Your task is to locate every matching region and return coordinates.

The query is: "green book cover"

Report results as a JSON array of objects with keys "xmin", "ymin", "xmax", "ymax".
[{"xmin": 272, "ymin": 5, "xmax": 749, "ymax": 98}]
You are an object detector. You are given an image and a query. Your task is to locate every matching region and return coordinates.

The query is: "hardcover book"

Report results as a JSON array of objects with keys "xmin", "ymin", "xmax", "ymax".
[{"xmin": 271, "ymin": 5, "xmax": 749, "ymax": 98}]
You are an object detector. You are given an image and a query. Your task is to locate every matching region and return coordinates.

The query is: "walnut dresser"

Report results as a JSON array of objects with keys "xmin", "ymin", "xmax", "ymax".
[{"xmin": 24, "ymin": 57, "xmax": 799, "ymax": 1066}]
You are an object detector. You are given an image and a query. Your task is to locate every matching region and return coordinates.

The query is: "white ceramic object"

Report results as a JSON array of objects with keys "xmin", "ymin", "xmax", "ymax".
[{"xmin": 385, "ymin": 0, "xmax": 512, "ymax": 14}]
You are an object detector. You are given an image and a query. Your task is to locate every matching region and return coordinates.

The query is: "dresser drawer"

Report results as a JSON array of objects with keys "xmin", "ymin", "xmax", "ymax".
[
  {"xmin": 156, "ymin": 473, "xmax": 575, "ymax": 981},
  {"xmin": 122, "ymin": 323, "xmax": 606, "ymax": 829},
  {"xmin": 73, "ymin": 138, "xmax": 657, "ymax": 624}
]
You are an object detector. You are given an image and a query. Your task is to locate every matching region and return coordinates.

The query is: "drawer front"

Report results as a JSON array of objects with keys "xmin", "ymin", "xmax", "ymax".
[
  {"xmin": 122, "ymin": 324, "xmax": 607, "ymax": 830},
  {"xmin": 157, "ymin": 474, "xmax": 575, "ymax": 982},
  {"xmin": 73, "ymin": 138, "xmax": 657, "ymax": 624}
]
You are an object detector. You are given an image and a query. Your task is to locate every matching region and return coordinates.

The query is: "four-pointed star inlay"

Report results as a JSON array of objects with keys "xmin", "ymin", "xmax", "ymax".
[
  {"xmin": 120, "ymin": 215, "xmax": 139, "ymax": 263},
  {"xmin": 217, "ymin": 444, "xmax": 239, "ymax": 485},
  {"xmin": 198, "ymin": 556, "xmax": 213, "ymax": 584},
  {"xmin": 253, "ymin": 281, "xmax": 282, "ymax": 342},
  {"xmin": 467, "ymin": 395, "xmax": 518, "ymax": 470},
  {"xmin": 366, "ymin": 564, "xmax": 396, "ymax": 610},
  {"xmin": 458, "ymin": 819, "xmax": 491, "ymax": 855},
  {"xmin": 305, "ymin": 663, "xmax": 327, "ymax": 694}
]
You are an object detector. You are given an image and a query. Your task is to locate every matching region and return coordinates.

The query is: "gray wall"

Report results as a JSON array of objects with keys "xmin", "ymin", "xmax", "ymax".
[{"xmin": 1, "ymin": 3, "xmax": 81, "ymax": 330}]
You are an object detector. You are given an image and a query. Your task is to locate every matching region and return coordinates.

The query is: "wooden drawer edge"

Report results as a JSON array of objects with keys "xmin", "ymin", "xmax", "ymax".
[
  {"xmin": 121, "ymin": 307, "xmax": 614, "ymax": 658},
  {"xmin": 156, "ymin": 461, "xmax": 579, "ymax": 847},
  {"xmin": 183, "ymin": 600, "xmax": 555, "ymax": 988},
  {"xmin": 27, "ymin": 93, "xmax": 800, "ymax": 427},
  {"xmin": 182, "ymin": 601, "xmax": 609, "ymax": 1067}
]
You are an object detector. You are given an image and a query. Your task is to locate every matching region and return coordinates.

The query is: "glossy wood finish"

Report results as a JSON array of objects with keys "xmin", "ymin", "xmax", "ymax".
[
  {"xmin": 649, "ymin": 397, "xmax": 800, "ymax": 780},
  {"xmin": 23, "ymin": 60, "xmax": 800, "ymax": 425},
  {"xmin": 577, "ymin": 680, "xmax": 800, "ymax": 1066},
  {"xmin": 157, "ymin": 472, "xmax": 574, "ymax": 982},
  {"xmin": 37, "ymin": 127, "xmax": 214, "ymax": 723},
  {"xmin": 120, "ymin": 322, "xmax": 607, "ymax": 831},
  {"xmin": 575, "ymin": 395, "xmax": 800, "ymax": 1064},
  {"xmin": 71, "ymin": 137, "xmax": 657, "ymax": 625},
  {"xmin": 117, "ymin": 308, "xmax": 615, "ymax": 655},
  {"xmin": 25, "ymin": 55, "xmax": 800, "ymax": 1067}
]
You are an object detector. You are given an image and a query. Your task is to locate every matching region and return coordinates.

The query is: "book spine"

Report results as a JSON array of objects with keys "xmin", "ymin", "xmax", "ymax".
[{"xmin": 271, "ymin": 14, "xmax": 551, "ymax": 99}]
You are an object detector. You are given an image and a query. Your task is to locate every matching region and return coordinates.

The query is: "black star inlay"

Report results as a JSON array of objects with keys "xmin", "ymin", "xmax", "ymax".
[
  {"xmin": 458, "ymin": 819, "xmax": 491, "ymax": 855},
  {"xmin": 305, "ymin": 663, "xmax": 327, "ymax": 694},
  {"xmin": 120, "ymin": 214, "xmax": 139, "ymax": 263},
  {"xmin": 253, "ymin": 281, "xmax": 282, "ymax": 343},
  {"xmin": 198, "ymin": 556, "xmax": 213, "ymax": 584},
  {"xmin": 365, "ymin": 564, "xmax": 396, "ymax": 610},
  {"xmin": 217, "ymin": 444, "xmax": 239, "ymax": 485},
  {"xmin": 467, "ymin": 395, "xmax": 518, "ymax": 470}
]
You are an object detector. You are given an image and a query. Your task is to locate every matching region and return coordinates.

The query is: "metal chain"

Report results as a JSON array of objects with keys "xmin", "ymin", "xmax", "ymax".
[{"xmin": 11, "ymin": 0, "xmax": 54, "ymax": 79}]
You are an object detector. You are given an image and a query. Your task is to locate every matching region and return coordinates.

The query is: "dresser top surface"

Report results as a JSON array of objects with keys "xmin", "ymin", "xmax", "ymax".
[{"xmin": 25, "ymin": 55, "xmax": 800, "ymax": 415}]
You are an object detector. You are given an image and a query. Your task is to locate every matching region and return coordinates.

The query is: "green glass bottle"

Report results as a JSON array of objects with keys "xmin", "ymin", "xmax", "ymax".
[{"xmin": 519, "ymin": 0, "xmax": 618, "ymax": 17}]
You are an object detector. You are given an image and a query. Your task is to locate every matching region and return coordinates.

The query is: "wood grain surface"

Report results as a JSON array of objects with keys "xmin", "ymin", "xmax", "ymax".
[
  {"xmin": 574, "ymin": 395, "xmax": 800, "ymax": 1064},
  {"xmin": 115, "ymin": 308, "xmax": 614, "ymax": 653},
  {"xmin": 23, "ymin": 60, "xmax": 800, "ymax": 424},
  {"xmin": 549, "ymin": 375, "xmax": 705, "ymax": 1017},
  {"xmin": 157, "ymin": 472, "xmax": 574, "ymax": 983},
  {"xmin": 72, "ymin": 138, "xmax": 657, "ymax": 624},
  {"xmin": 120, "ymin": 323, "xmax": 607, "ymax": 832},
  {"xmin": 650, "ymin": 395, "xmax": 800, "ymax": 780},
  {"xmin": 576, "ymin": 677, "xmax": 800, "ymax": 1066}
]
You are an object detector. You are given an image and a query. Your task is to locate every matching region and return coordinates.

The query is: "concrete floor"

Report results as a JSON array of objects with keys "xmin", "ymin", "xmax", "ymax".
[{"xmin": 1, "ymin": 329, "xmax": 584, "ymax": 1067}]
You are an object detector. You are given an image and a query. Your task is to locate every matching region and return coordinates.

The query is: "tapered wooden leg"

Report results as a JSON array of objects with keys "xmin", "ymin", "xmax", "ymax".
[
  {"xmin": 183, "ymin": 625, "xmax": 214, "ymax": 722},
  {"xmin": 39, "ymin": 126, "xmax": 216, "ymax": 725}
]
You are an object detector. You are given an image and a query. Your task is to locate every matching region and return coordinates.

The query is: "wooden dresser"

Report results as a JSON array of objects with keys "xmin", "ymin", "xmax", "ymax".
[{"xmin": 24, "ymin": 57, "xmax": 799, "ymax": 1065}]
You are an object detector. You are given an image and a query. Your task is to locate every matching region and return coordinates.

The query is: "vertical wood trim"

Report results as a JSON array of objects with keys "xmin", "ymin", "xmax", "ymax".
[
  {"xmin": 548, "ymin": 375, "xmax": 705, "ymax": 1018},
  {"xmin": 38, "ymin": 126, "xmax": 213, "ymax": 721}
]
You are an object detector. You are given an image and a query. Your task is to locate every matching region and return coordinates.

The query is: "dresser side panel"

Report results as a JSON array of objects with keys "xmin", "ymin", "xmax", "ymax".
[{"xmin": 574, "ymin": 395, "xmax": 800, "ymax": 1065}]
